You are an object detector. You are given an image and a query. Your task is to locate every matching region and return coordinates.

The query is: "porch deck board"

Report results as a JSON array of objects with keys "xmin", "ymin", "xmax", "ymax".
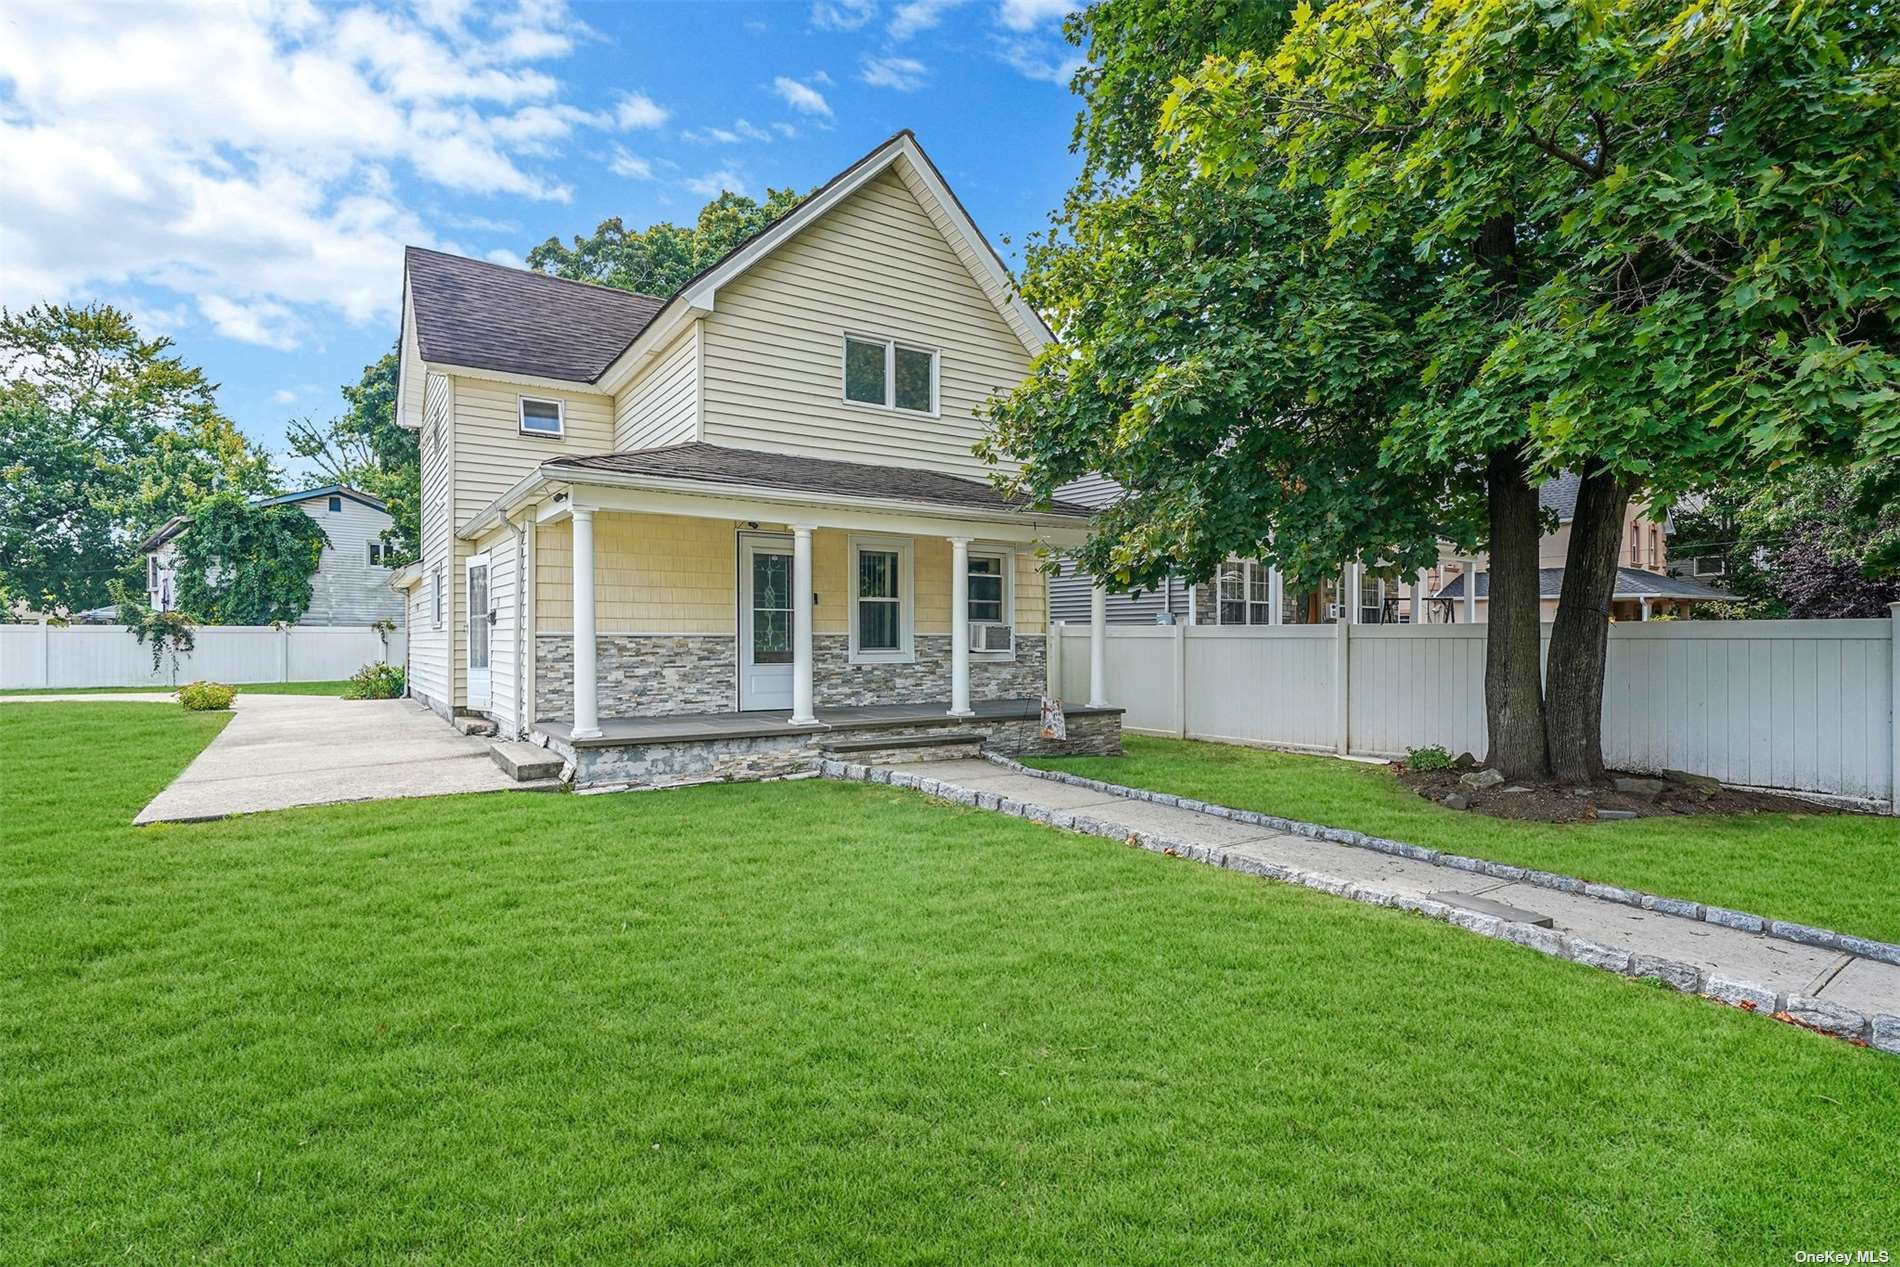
[{"xmin": 537, "ymin": 697, "xmax": 1115, "ymax": 748}]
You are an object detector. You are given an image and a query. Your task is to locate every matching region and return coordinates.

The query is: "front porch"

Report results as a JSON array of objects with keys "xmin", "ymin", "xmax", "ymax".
[{"xmin": 535, "ymin": 697, "xmax": 1123, "ymax": 789}]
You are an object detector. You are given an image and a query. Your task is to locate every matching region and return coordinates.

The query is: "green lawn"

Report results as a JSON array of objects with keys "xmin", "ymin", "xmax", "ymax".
[
  {"xmin": 0, "ymin": 679, "xmax": 351, "ymax": 697},
  {"xmin": 1026, "ymin": 736, "xmax": 1900, "ymax": 945},
  {"xmin": 3, "ymin": 706, "xmax": 1897, "ymax": 1264}
]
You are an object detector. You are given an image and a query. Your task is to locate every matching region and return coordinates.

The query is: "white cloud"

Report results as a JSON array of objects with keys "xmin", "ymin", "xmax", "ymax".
[
  {"xmin": 889, "ymin": 0, "xmax": 968, "ymax": 39},
  {"xmin": 861, "ymin": 55, "xmax": 928, "ymax": 91},
  {"xmin": 772, "ymin": 122, "xmax": 799, "ymax": 139},
  {"xmin": 607, "ymin": 147, "xmax": 656, "ymax": 179},
  {"xmin": 997, "ymin": 0, "xmax": 1071, "ymax": 30},
  {"xmin": 270, "ymin": 387, "xmax": 300, "ymax": 404},
  {"xmin": 772, "ymin": 76, "xmax": 834, "ymax": 118},
  {"xmin": 687, "ymin": 126, "xmax": 743, "ymax": 145},
  {"xmin": 484, "ymin": 247, "xmax": 525, "ymax": 268},
  {"xmin": 0, "ymin": 0, "xmax": 605, "ymax": 348},
  {"xmin": 993, "ymin": 36, "xmax": 1082, "ymax": 84},
  {"xmin": 689, "ymin": 119, "xmax": 777, "ymax": 145},
  {"xmin": 613, "ymin": 91, "xmax": 669, "ymax": 130},
  {"xmin": 810, "ymin": 0, "xmax": 876, "ymax": 30},
  {"xmin": 684, "ymin": 167, "xmax": 748, "ymax": 197}
]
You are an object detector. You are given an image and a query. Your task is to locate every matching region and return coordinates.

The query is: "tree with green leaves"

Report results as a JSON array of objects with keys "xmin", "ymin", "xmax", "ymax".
[
  {"xmin": 172, "ymin": 491, "xmax": 329, "ymax": 626},
  {"xmin": 527, "ymin": 188, "xmax": 806, "ymax": 296},
  {"xmin": 286, "ymin": 349, "xmax": 420, "ymax": 563},
  {"xmin": 0, "ymin": 304, "xmax": 276, "ymax": 613},
  {"xmin": 994, "ymin": 0, "xmax": 1900, "ymax": 783}
]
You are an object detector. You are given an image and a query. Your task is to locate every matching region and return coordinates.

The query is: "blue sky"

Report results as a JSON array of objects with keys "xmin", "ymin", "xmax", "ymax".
[{"xmin": 0, "ymin": 0, "xmax": 1086, "ymax": 478}]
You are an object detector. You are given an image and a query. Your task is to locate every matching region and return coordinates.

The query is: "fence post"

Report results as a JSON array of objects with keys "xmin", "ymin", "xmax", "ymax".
[
  {"xmin": 279, "ymin": 626, "xmax": 291, "ymax": 682},
  {"xmin": 1172, "ymin": 621, "xmax": 1187, "ymax": 738},
  {"xmin": 37, "ymin": 615, "xmax": 51, "ymax": 688},
  {"xmin": 1048, "ymin": 620, "xmax": 1063, "ymax": 701},
  {"xmin": 1890, "ymin": 603, "xmax": 1899, "ymax": 815},
  {"xmin": 1334, "ymin": 618, "xmax": 1351, "ymax": 755}
]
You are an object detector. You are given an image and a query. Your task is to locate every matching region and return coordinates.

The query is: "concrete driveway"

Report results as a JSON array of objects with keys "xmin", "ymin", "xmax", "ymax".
[{"xmin": 135, "ymin": 694, "xmax": 552, "ymax": 824}]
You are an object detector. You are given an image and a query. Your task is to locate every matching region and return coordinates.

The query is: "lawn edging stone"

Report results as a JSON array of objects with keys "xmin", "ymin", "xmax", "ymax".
[
  {"xmin": 814, "ymin": 756, "xmax": 1900, "ymax": 1058},
  {"xmin": 966, "ymin": 752, "xmax": 1900, "ymax": 971}
]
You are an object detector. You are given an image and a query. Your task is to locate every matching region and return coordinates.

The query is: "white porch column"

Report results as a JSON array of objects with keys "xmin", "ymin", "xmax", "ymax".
[
  {"xmin": 790, "ymin": 524, "xmax": 817, "ymax": 726},
  {"xmin": 1411, "ymin": 571, "xmax": 1426, "ymax": 624},
  {"xmin": 570, "ymin": 507, "xmax": 600, "ymax": 739},
  {"xmin": 1463, "ymin": 558, "xmax": 1478, "ymax": 624},
  {"xmin": 1088, "ymin": 582, "xmax": 1109, "ymax": 708},
  {"xmin": 947, "ymin": 536, "xmax": 973, "ymax": 717}
]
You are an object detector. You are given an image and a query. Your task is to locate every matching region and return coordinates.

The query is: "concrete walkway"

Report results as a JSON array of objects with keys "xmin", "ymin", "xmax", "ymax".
[
  {"xmin": 136, "ymin": 695, "xmax": 552, "ymax": 824},
  {"xmin": 857, "ymin": 757, "xmax": 1900, "ymax": 1052}
]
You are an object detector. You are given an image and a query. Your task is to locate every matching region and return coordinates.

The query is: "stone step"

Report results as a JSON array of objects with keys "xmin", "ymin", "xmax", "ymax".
[
  {"xmin": 819, "ymin": 729, "xmax": 987, "ymax": 757},
  {"xmin": 491, "ymin": 741, "xmax": 564, "ymax": 781},
  {"xmin": 456, "ymin": 716, "xmax": 497, "ymax": 737}
]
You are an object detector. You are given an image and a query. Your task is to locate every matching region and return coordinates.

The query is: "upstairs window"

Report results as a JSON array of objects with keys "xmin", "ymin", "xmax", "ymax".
[
  {"xmin": 519, "ymin": 397, "xmax": 564, "ymax": 437},
  {"xmin": 842, "ymin": 335, "xmax": 937, "ymax": 415},
  {"xmin": 328, "ymin": 495, "xmax": 342, "ymax": 512},
  {"xmin": 432, "ymin": 565, "xmax": 444, "ymax": 625},
  {"xmin": 367, "ymin": 541, "xmax": 386, "ymax": 567}
]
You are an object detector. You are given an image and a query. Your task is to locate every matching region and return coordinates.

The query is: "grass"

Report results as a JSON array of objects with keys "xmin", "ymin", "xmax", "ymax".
[
  {"xmin": 3, "ymin": 706, "xmax": 1897, "ymax": 1264},
  {"xmin": 1025, "ymin": 736, "xmax": 1900, "ymax": 945},
  {"xmin": 0, "ymin": 679, "xmax": 351, "ymax": 697}
]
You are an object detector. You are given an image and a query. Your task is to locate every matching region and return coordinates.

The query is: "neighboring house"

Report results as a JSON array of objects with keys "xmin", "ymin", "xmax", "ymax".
[
  {"xmin": 138, "ymin": 485, "xmax": 405, "ymax": 626},
  {"xmin": 390, "ymin": 131, "xmax": 1117, "ymax": 788},
  {"xmin": 1050, "ymin": 470, "xmax": 1725, "ymax": 625}
]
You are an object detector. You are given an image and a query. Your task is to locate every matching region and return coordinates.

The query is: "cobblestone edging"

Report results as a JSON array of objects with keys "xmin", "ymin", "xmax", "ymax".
[
  {"xmin": 815, "ymin": 758, "xmax": 1900, "ymax": 1057},
  {"xmin": 976, "ymin": 753, "xmax": 1900, "ymax": 970}
]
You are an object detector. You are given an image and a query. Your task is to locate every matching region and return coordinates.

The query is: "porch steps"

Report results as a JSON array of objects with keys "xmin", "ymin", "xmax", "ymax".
[
  {"xmin": 818, "ymin": 729, "xmax": 988, "ymax": 762},
  {"xmin": 490, "ymin": 741, "xmax": 565, "ymax": 782},
  {"xmin": 456, "ymin": 716, "xmax": 497, "ymax": 738}
]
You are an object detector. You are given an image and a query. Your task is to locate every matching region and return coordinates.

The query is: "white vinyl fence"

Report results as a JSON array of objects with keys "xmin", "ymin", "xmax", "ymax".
[
  {"xmin": 1053, "ymin": 615, "xmax": 1900, "ymax": 806},
  {"xmin": 0, "ymin": 622, "xmax": 406, "ymax": 690}
]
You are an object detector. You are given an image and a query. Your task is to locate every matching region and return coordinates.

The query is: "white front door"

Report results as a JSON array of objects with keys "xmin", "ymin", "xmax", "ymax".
[
  {"xmin": 466, "ymin": 553, "xmax": 491, "ymax": 712},
  {"xmin": 739, "ymin": 535, "xmax": 793, "ymax": 711}
]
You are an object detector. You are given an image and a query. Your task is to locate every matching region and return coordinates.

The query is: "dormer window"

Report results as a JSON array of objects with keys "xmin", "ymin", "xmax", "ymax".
[
  {"xmin": 843, "ymin": 335, "xmax": 937, "ymax": 415},
  {"xmin": 519, "ymin": 396, "xmax": 564, "ymax": 437}
]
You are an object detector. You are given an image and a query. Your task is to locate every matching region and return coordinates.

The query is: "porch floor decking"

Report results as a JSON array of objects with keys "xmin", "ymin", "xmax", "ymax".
[{"xmin": 536, "ymin": 697, "xmax": 1117, "ymax": 748}]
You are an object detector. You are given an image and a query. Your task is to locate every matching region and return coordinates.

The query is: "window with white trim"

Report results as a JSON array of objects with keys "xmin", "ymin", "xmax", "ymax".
[
  {"xmin": 519, "ymin": 397, "xmax": 564, "ymax": 437},
  {"xmin": 1215, "ymin": 559, "xmax": 1276, "ymax": 625},
  {"xmin": 848, "ymin": 536, "xmax": 913, "ymax": 662},
  {"xmin": 432, "ymin": 565, "xmax": 443, "ymax": 625},
  {"xmin": 842, "ymin": 335, "xmax": 937, "ymax": 414},
  {"xmin": 328, "ymin": 495, "xmax": 342, "ymax": 512},
  {"xmin": 367, "ymin": 541, "xmax": 386, "ymax": 567},
  {"xmin": 966, "ymin": 549, "xmax": 1014, "ymax": 653}
]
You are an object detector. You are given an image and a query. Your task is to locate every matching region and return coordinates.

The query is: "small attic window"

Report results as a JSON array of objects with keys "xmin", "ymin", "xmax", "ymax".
[
  {"xmin": 519, "ymin": 397, "xmax": 564, "ymax": 437},
  {"xmin": 327, "ymin": 495, "xmax": 342, "ymax": 512}
]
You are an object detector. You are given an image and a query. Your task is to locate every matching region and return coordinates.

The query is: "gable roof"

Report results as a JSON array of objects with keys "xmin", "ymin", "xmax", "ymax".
[
  {"xmin": 136, "ymin": 485, "xmax": 389, "ymax": 553},
  {"xmin": 404, "ymin": 246, "xmax": 665, "ymax": 383},
  {"xmin": 542, "ymin": 443, "xmax": 1094, "ymax": 518},
  {"xmin": 399, "ymin": 131, "xmax": 1050, "ymax": 393},
  {"xmin": 1537, "ymin": 471, "xmax": 1583, "ymax": 522}
]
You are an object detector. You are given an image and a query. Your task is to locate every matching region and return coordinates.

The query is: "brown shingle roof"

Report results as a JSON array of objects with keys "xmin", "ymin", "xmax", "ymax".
[
  {"xmin": 405, "ymin": 246, "xmax": 665, "ymax": 383},
  {"xmin": 542, "ymin": 443, "xmax": 1093, "ymax": 518}
]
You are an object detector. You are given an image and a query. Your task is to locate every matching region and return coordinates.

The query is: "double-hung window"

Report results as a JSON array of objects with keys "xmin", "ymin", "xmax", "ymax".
[
  {"xmin": 842, "ymin": 335, "xmax": 937, "ymax": 415},
  {"xmin": 966, "ymin": 549, "xmax": 1014, "ymax": 655},
  {"xmin": 1215, "ymin": 559, "xmax": 1279, "ymax": 625},
  {"xmin": 367, "ymin": 541, "xmax": 387, "ymax": 567},
  {"xmin": 849, "ymin": 536, "xmax": 913, "ymax": 662},
  {"xmin": 432, "ymin": 565, "xmax": 444, "ymax": 625}
]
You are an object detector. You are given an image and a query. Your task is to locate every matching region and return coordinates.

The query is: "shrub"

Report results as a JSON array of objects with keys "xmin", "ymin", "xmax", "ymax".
[
  {"xmin": 179, "ymin": 681, "xmax": 235, "ymax": 711},
  {"xmin": 343, "ymin": 661, "xmax": 406, "ymax": 700},
  {"xmin": 1405, "ymin": 744, "xmax": 1455, "ymax": 773}
]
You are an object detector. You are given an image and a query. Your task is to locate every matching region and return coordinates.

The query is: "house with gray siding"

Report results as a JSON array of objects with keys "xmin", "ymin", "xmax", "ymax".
[{"xmin": 140, "ymin": 485, "xmax": 405, "ymax": 627}]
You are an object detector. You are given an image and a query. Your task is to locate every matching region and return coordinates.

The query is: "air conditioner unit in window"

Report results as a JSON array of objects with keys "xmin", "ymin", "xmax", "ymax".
[{"xmin": 972, "ymin": 622, "xmax": 1014, "ymax": 654}]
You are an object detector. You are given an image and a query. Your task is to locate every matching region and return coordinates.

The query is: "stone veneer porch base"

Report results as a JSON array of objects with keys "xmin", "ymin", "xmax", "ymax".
[{"xmin": 535, "ymin": 699, "xmax": 1119, "ymax": 790}]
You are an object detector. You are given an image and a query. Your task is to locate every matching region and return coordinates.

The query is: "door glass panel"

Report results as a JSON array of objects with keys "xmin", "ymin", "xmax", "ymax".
[
  {"xmin": 751, "ymin": 551, "xmax": 792, "ymax": 664},
  {"xmin": 467, "ymin": 565, "xmax": 489, "ymax": 669}
]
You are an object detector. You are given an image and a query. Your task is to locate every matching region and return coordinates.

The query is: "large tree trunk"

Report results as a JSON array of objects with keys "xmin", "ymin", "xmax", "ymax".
[
  {"xmin": 1545, "ymin": 465, "xmax": 1635, "ymax": 783},
  {"xmin": 1482, "ymin": 444, "xmax": 1551, "ymax": 780}
]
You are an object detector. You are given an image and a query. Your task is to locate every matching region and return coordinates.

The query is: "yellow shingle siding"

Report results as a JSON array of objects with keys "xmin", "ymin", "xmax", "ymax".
[{"xmin": 536, "ymin": 513, "xmax": 737, "ymax": 633}]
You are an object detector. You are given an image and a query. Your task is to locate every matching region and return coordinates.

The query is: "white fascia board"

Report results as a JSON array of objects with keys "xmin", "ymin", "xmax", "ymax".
[{"xmin": 422, "ymin": 360, "xmax": 611, "ymax": 397}]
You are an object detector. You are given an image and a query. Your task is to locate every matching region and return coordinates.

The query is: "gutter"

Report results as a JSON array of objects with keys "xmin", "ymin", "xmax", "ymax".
[{"xmin": 459, "ymin": 463, "xmax": 1094, "ymax": 541}]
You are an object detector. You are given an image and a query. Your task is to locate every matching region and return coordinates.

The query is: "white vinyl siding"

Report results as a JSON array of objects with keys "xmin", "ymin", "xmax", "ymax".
[
  {"xmin": 407, "ymin": 371, "xmax": 455, "ymax": 713},
  {"xmin": 697, "ymin": 166, "xmax": 1030, "ymax": 479},
  {"xmin": 291, "ymin": 495, "xmax": 404, "ymax": 626},
  {"xmin": 613, "ymin": 323, "xmax": 699, "ymax": 450}
]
